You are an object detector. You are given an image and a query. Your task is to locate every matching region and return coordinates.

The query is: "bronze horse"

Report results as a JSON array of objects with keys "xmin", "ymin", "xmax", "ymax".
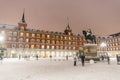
[{"xmin": 83, "ymin": 30, "xmax": 96, "ymax": 44}]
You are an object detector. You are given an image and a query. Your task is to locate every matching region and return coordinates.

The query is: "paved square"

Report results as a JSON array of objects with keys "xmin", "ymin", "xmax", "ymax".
[{"xmin": 0, "ymin": 58, "xmax": 120, "ymax": 80}]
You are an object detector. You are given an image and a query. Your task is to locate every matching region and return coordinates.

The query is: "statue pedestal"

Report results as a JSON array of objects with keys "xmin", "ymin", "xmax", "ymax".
[{"xmin": 84, "ymin": 44, "xmax": 99, "ymax": 61}]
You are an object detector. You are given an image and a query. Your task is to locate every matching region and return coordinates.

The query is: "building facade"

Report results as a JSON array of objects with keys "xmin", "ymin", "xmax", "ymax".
[
  {"xmin": 97, "ymin": 33, "xmax": 120, "ymax": 57},
  {"xmin": 0, "ymin": 13, "xmax": 86, "ymax": 58}
]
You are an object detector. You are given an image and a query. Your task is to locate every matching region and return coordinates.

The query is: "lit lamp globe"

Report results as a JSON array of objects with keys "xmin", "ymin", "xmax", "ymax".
[{"xmin": 100, "ymin": 42, "xmax": 107, "ymax": 47}]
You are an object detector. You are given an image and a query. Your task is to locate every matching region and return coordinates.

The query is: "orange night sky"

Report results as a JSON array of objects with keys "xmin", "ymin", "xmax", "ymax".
[{"xmin": 0, "ymin": 0, "xmax": 120, "ymax": 36}]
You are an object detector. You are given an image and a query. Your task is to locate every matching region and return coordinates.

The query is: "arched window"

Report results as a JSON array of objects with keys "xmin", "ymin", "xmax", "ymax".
[
  {"xmin": 25, "ymin": 44, "xmax": 29, "ymax": 48},
  {"xmin": 19, "ymin": 38, "xmax": 24, "ymax": 42},
  {"xmin": 19, "ymin": 44, "xmax": 24, "ymax": 48}
]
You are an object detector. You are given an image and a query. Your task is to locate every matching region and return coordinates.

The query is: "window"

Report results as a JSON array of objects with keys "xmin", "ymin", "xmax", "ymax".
[
  {"xmin": 64, "ymin": 41, "xmax": 67, "ymax": 45},
  {"xmin": 65, "ymin": 46, "xmax": 67, "ymax": 49},
  {"xmin": 26, "ymin": 38, "xmax": 29, "ymax": 42},
  {"xmin": 32, "ymin": 33, "xmax": 35, "ymax": 37},
  {"xmin": 52, "ymin": 46, "xmax": 54, "ymax": 49},
  {"xmin": 118, "ymin": 38, "xmax": 120, "ymax": 41},
  {"xmin": 73, "ymin": 47, "xmax": 75, "ymax": 50},
  {"xmin": 79, "ymin": 38, "xmax": 82, "ymax": 41},
  {"xmin": 56, "ymin": 36, "xmax": 59, "ymax": 39},
  {"xmin": 25, "ymin": 44, "xmax": 29, "ymax": 48},
  {"xmin": 8, "ymin": 32, "xmax": 12, "ymax": 36},
  {"xmin": 47, "ymin": 35, "xmax": 50, "ymax": 38},
  {"xmin": 73, "ymin": 42, "xmax": 76, "ymax": 45},
  {"xmin": 26, "ymin": 33, "xmax": 29, "ymax": 37},
  {"xmin": 19, "ymin": 44, "xmax": 24, "ymax": 48},
  {"xmin": 69, "ymin": 37, "xmax": 71, "ymax": 40},
  {"xmin": 51, "ymin": 35, "xmax": 55, "ymax": 39},
  {"xmin": 8, "ymin": 37, "xmax": 12, "ymax": 41},
  {"xmin": 56, "ymin": 46, "xmax": 59, "ymax": 49},
  {"xmin": 60, "ymin": 46, "xmax": 63, "ymax": 49},
  {"xmin": 47, "ymin": 45, "xmax": 49, "ymax": 49},
  {"xmin": 79, "ymin": 42, "xmax": 83, "ymax": 46},
  {"xmin": 68, "ymin": 41, "xmax": 71, "ymax": 45},
  {"xmin": 42, "ymin": 34, "xmax": 45, "ymax": 38},
  {"xmin": 13, "ymin": 38, "xmax": 17, "ymax": 41},
  {"xmin": 73, "ymin": 37, "xmax": 75, "ymax": 40},
  {"xmin": 31, "ymin": 39, "xmax": 35, "ymax": 42},
  {"xmin": 20, "ymin": 32, "xmax": 24, "ymax": 37},
  {"xmin": 36, "ymin": 39, "xmax": 40, "ymax": 43},
  {"xmin": 20, "ymin": 26, "xmax": 25, "ymax": 30},
  {"xmin": 19, "ymin": 38, "xmax": 24, "ymax": 42},
  {"xmin": 68, "ymin": 32, "xmax": 71, "ymax": 35},
  {"xmin": 46, "ymin": 40, "xmax": 50, "ymax": 44},
  {"xmin": 36, "ymin": 34, "xmax": 40, "ymax": 37},
  {"xmin": 42, "ymin": 40, "xmax": 45, "ymax": 43},
  {"xmin": 52, "ymin": 40, "xmax": 55, "ymax": 44},
  {"xmin": 36, "ymin": 45, "xmax": 40, "ymax": 48},
  {"xmin": 1, "ymin": 31, "xmax": 5, "ymax": 34},
  {"xmin": 13, "ymin": 32, "xmax": 17, "ymax": 36},
  {"xmin": 56, "ymin": 41, "xmax": 59, "ymax": 44},
  {"xmin": 31, "ymin": 44, "xmax": 34, "ymax": 48},
  {"xmin": 69, "ymin": 47, "xmax": 71, "ymax": 49},
  {"xmin": 60, "ymin": 41, "xmax": 63, "ymax": 44},
  {"xmin": 41, "ymin": 45, "xmax": 44, "ymax": 49},
  {"xmin": 64, "ymin": 36, "xmax": 67, "ymax": 40},
  {"xmin": 61, "ymin": 36, "xmax": 63, "ymax": 39}
]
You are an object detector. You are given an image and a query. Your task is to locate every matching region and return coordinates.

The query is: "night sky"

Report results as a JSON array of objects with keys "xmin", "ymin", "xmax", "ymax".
[{"xmin": 0, "ymin": 0, "xmax": 120, "ymax": 36}]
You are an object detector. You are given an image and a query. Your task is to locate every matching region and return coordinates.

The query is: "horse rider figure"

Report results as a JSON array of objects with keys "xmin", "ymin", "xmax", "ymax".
[
  {"xmin": 83, "ymin": 29, "xmax": 96, "ymax": 44},
  {"xmin": 86, "ymin": 29, "xmax": 92, "ymax": 36}
]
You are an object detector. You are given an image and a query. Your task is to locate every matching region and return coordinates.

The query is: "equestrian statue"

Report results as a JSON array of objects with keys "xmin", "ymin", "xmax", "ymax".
[{"xmin": 82, "ymin": 29, "xmax": 96, "ymax": 44}]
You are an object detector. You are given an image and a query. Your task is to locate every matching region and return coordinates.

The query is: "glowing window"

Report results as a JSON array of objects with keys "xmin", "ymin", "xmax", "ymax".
[
  {"xmin": 20, "ymin": 32, "xmax": 24, "ymax": 37},
  {"xmin": 52, "ymin": 46, "xmax": 54, "ymax": 49},
  {"xmin": 20, "ymin": 26, "xmax": 25, "ymax": 30},
  {"xmin": 64, "ymin": 37, "xmax": 67, "ymax": 40},
  {"xmin": 32, "ymin": 33, "xmax": 35, "ymax": 37},
  {"xmin": 42, "ymin": 34, "xmax": 45, "ymax": 38},
  {"xmin": 36, "ymin": 34, "xmax": 40, "ymax": 37},
  {"xmin": 47, "ymin": 45, "xmax": 49, "ymax": 49},
  {"xmin": 31, "ymin": 44, "xmax": 34, "ymax": 48},
  {"xmin": 47, "ymin": 35, "xmax": 50, "ymax": 38},
  {"xmin": 26, "ymin": 33, "xmax": 29, "ymax": 37},
  {"xmin": 69, "ymin": 37, "xmax": 71, "ymax": 40},
  {"xmin": 26, "ymin": 39, "xmax": 29, "ymax": 42},
  {"xmin": 61, "ymin": 36, "xmax": 63, "ymax": 39},
  {"xmin": 42, "ymin": 45, "xmax": 44, "ymax": 49}
]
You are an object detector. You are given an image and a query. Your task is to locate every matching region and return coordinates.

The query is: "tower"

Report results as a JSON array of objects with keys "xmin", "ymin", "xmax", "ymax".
[
  {"xmin": 18, "ymin": 10, "xmax": 27, "ymax": 30},
  {"xmin": 64, "ymin": 17, "xmax": 72, "ymax": 35}
]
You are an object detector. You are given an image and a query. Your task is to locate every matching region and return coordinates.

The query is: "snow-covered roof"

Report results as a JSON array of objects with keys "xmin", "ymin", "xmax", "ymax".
[{"xmin": 0, "ymin": 24, "xmax": 18, "ymax": 30}]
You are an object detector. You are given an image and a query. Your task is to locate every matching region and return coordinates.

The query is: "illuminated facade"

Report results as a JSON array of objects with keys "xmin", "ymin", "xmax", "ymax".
[
  {"xmin": 97, "ymin": 34, "xmax": 120, "ymax": 57},
  {"xmin": 0, "ymin": 13, "xmax": 85, "ymax": 58}
]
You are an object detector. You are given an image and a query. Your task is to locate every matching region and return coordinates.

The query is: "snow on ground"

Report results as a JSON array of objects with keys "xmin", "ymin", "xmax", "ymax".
[{"xmin": 0, "ymin": 58, "xmax": 120, "ymax": 80}]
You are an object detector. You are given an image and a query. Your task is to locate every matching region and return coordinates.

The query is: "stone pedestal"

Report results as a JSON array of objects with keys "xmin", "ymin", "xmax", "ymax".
[
  {"xmin": 84, "ymin": 44, "xmax": 99, "ymax": 61},
  {"xmin": 84, "ymin": 44, "xmax": 97, "ymax": 57}
]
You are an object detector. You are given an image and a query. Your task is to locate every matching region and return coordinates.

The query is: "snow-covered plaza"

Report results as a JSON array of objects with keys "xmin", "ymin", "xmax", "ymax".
[{"xmin": 0, "ymin": 58, "xmax": 120, "ymax": 80}]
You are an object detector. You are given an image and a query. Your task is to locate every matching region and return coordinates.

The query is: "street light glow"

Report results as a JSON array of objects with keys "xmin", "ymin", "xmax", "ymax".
[
  {"xmin": 100, "ymin": 42, "xmax": 107, "ymax": 47},
  {"xmin": 0, "ymin": 34, "xmax": 4, "ymax": 43}
]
